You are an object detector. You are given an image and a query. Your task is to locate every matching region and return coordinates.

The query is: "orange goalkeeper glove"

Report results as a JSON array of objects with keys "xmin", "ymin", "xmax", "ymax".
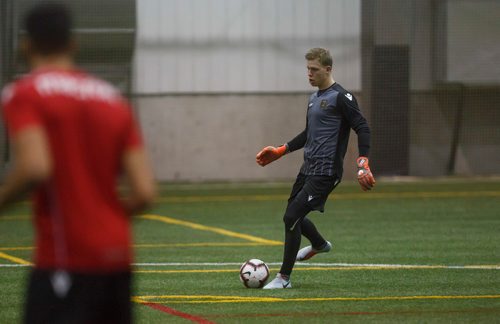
[
  {"xmin": 256, "ymin": 145, "xmax": 287, "ymax": 167},
  {"xmin": 356, "ymin": 156, "xmax": 376, "ymax": 191}
]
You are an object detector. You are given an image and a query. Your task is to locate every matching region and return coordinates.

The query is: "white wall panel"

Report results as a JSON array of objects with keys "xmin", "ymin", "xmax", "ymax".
[{"xmin": 134, "ymin": 0, "xmax": 361, "ymax": 93}]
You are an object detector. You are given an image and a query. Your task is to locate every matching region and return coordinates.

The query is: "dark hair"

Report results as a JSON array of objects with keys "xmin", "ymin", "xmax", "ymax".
[{"xmin": 24, "ymin": 2, "xmax": 73, "ymax": 55}]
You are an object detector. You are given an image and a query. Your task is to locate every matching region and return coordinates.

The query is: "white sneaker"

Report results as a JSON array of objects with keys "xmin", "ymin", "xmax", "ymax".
[
  {"xmin": 296, "ymin": 241, "xmax": 332, "ymax": 261},
  {"xmin": 263, "ymin": 273, "xmax": 292, "ymax": 289}
]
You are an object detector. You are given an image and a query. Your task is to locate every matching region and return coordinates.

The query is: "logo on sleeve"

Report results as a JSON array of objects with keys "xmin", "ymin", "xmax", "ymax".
[
  {"xmin": 308, "ymin": 103, "xmax": 313, "ymax": 108},
  {"xmin": 345, "ymin": 93, "xmax": 353, "ymax": 101}
]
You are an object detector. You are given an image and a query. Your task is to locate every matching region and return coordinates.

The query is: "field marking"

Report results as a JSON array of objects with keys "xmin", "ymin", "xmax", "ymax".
[
  {"xmin": 4, "ymin": 190, "xmax": 500, "ymax": 208},
  {"xmin": 0, "ymin": 252, "xmax": 32, "ymax": 265},
  {"xmin": 156, "ymin": 190, "xmax": 500, "ymax": 203},
  {"xmin": 0, "ymin": 246, "xmax": 34, "ymax": 251},
  {"xmin": 134, "ymin": 294, "xmax": 500, "ymax": 304},
  {"xmin": 140, "ymin": 214, "xmax": 282, "ymax": 245},
  {"xmin": 2, "ymin": 261, "xmax": 499, "ymax": 270},
  {"xmin": 137, "ymin": 300, "xmax": 215, "ymax": 324},
  {"xmin": 134, "ymin": 242, "xmax": 276, "ymax": 248},
  {"xmin": 136, "ymin": 269, "xmax": 237, "ymax": 274},
  {"xmin": 133, "ymin": 264, "xmax": 500, "ymax": 274},
  {"xmin": 0, "ymin": 264, "xmax": 30, "ymax": 267},
  {"xmin": 130, "ymin": 262, "xmax": 500, "ymax": 270}
]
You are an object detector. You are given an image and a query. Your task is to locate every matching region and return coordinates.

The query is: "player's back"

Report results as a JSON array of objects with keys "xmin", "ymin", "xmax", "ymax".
[{"xmin": 3, "ymin": 68, "xmax": 140, "ymax": 271}]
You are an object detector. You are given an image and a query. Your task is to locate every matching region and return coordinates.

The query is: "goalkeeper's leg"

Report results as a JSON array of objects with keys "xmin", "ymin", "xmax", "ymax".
[
  {"xmin": 298, "ymin": 217, "xmax": 331, "ymax": 261},
  {"xmin": 279, "ymin": 194, "xmax": 313, "ymax": 277},
  {"xmin": 301, "ymin": 217, "xmax": 328, "ymax": 250}
]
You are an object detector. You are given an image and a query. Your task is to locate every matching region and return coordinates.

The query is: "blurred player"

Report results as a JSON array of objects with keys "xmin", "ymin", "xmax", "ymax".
[
  {"xmin": 256, "ymin": 48, "xmax": 375, "ymax": 289},
  {"xmin": 0, "ymin": 3, "xmax": 156, "ymax": 322}
]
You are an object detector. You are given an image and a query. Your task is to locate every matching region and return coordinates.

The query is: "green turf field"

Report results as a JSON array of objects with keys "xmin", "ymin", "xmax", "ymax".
[{"xmin": 1, "ymin": 179, "xmax": 499, "ymax": 323}]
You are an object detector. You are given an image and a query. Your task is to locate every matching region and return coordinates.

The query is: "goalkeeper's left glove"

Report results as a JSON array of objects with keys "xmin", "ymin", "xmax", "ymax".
[
  {"xmin": 256, "ymin": 145, "xmax": 287, "ymax": 166},
  {"xmin": 356, "ymin": 156, "xmax": 376, "ymax": 191}
]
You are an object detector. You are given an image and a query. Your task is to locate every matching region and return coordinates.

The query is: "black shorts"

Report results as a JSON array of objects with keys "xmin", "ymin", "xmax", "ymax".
[
  {"xmin": 24, "ymin": 269, "xmax": 132, "ymax": 324},
  {"xmin": 288, "ymin": 173, "xmax": 340, "ymax": 212}
]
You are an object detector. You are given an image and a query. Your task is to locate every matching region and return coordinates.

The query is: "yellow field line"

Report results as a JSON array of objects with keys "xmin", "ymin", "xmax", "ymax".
[
  {"xmin": 132, "ymin": 296, "xmax": 146, "ymax": 304},
  {"xmin": 156, "ymin": 191, "xmax": 500, "ymax": 203},
  {"xmin": 156, "ymin": 195, "xmax": 287, "ymax": 203},
  {"xmin": 0, "ymin": 246, "xmax": 34, "ymax": 251},
  {"xmin": 134, "ymin": 242, "xmax": 274, "ymax": 248},
  {"xmin": 134, "ymin": 294, "xmax": 500, "ymax": 304},
  {"xmin": 135, "ymin": 269, "xmax": 237, "ymax": 274},
  {"xmin": 140, "ymin": 214, "xmax": 282, "ymax": 245},
  {"xmin": 0, "ymin": 252, "xmax": 32, "ymax": 265}
]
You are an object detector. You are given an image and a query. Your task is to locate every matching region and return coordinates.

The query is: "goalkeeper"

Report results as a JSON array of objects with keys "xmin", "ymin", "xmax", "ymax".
[{"xmin": 256, "ymin": 48, "xmax": 375, "ymax": 289}]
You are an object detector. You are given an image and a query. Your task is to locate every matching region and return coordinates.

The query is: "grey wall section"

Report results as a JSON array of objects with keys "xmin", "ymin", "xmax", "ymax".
[
  {"xmin": 410, "ymin": 87, "xmax": 500, "ymax": 176},
  {"xmin": 447, "ymin": 0, "xmax": 500, "ymax": 83},
  {"xmin": 134, "ymin": 0, "xmax": 361, "ymax": 93},
  {"xmin": 135, "ymin": 94, "xmax": 361, "ymax": 181},
  {"xmin": 135, "ymin": 88, "xmax": 500, "ymax": 181}
]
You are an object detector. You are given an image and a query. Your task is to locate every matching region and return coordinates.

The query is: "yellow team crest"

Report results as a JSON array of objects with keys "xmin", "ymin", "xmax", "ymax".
[{"xmin": 320, "ymin": 100, "xmax": 328, "ymax": 109}]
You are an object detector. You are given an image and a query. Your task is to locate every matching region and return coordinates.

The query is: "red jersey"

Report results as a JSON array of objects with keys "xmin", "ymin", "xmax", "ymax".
[{"xmin": 1, "ymin": 68, "xmax": 142, "ymax": 272}]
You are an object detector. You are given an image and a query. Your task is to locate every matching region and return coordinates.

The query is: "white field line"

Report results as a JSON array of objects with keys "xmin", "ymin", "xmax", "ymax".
[
  {"xmin": 0, "ymin": 264, "xmax": 30, "ymax": 267},
  {"xmin": 133, "ymin": 262, "xmax": 500, "ymax": 270},
  {"xmin": 2, "ymin": 262, "xmax": 499, "ymax": 270}
]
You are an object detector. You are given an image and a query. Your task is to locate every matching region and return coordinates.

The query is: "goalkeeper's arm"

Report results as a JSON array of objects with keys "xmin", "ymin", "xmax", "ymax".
[
  {"xmin": 286, "ymin": 128, "xmax": 306, "ymax": 153},
  {"xmin": 256, "ymin": 128, "xmax": 306, "ymax": 167}
]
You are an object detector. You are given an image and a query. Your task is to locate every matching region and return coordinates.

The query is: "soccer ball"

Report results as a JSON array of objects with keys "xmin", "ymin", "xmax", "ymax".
[{"xmin": 239, "ymin": 259, "xmax": 270, "ymax": 288}]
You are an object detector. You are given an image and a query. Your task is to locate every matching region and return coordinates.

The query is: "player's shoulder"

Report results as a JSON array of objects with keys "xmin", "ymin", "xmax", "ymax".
[
  {"xmin": 332, "ymin": 83, "xmax": 356, "ymax": 104},
  {"xmin": 1, "ymin": 73, "xmax": 38, "ymax": 106}
]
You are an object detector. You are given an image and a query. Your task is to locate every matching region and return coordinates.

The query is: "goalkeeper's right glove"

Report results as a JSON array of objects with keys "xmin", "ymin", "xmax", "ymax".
[
  {"xmin": 256, "ymin": 145, "xmax": 287, "ymax": 166},
  {"xmin": 356, "ymin": 156, "xmax": 376, "ymax": 191}
]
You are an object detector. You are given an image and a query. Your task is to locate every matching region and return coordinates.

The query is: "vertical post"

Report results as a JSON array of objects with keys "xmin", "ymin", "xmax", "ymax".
[
  {"xmin": 0, "ymin": 0, "xmax": 15, "ymax": 168},
  {"xmin": 431, "ymin": 0, "xmax": 448, "ymax": 84},
  {"xmin": 371, "ymin": 46, "xmax": 410, "ymax": 175},
  {"xmin": 361, "ymin": 0, "xmax": 411, "ymax": 176}
]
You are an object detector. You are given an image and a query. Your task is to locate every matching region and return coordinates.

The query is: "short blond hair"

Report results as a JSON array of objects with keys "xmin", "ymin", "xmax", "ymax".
[{"xmin": 305, "ymin": 48, "xmax": 333, "ymax": 67}]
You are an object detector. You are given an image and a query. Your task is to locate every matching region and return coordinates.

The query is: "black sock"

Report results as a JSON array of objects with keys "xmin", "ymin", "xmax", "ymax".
[{"xmin": 301, "ymin": 217, "xmax": 327, "ymax": 249}]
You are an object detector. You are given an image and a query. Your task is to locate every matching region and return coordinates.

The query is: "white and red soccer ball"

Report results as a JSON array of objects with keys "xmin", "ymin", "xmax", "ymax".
[{"xmin": 239, "ymin": 259, "xmax": 270, "ymax": 288}]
